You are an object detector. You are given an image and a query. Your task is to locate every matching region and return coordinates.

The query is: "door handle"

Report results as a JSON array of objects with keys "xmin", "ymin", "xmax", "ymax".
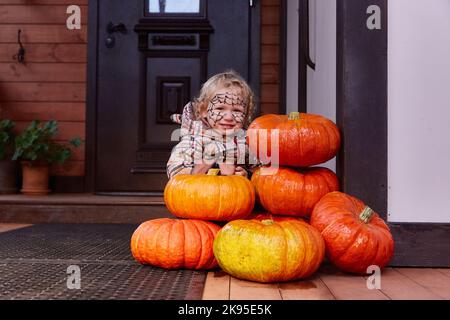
[
  {"xmin": 107, "ymin": 22, "xmax": 127, "ymax": 34},
  {"xmin": 105, "ymin": 22, "xmax": 127, "ymax": 48}
]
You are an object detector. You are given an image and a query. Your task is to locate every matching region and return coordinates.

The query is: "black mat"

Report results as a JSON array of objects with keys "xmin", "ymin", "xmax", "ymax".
[{"xmin": 0, "ymin": 224, "xmax": 206, "ymax": 300}]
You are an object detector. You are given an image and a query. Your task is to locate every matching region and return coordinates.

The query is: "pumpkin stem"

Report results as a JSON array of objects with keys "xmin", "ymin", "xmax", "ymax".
[
  {"xmin": 359, "ymin": 206, "xmax": 374, "ymax": 223},
  {"xmin": 207, "ymin": 169, "xmax": 220, "ymax": 176},
  {"xmin": 261, "ymin": 219, "xmax": 275, "ymax": 226},
  {"xmin": 288, "ymin": 112, "xmax": 300, "ymax": 120}
]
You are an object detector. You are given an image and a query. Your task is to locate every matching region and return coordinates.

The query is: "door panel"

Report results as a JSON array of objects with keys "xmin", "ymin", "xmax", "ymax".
[{"xmin": 92, "ymin": 0, "xmax": 259, "ymax": 194}]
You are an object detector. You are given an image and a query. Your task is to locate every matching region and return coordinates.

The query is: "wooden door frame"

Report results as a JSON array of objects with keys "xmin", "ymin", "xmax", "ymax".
[
  {"xmin": 337, "ymin": 0, "xmax": 450, "ymax": 266},
  {"xmin": 85, "ymin": 0, "xmax": 261, "ymax": 193}
]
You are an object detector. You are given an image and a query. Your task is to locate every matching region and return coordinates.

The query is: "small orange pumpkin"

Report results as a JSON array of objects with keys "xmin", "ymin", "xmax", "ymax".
[
  {"xmin": 131, "ymin": 218, "xmax": 221, "ymax": 270},
  {"xmin": 248, "ymin": 112, "xmax": 341, "ymax": 167},
  {"xmin": 251, "ymin": 166, "xmax": 339, "ymax": 217},
  {"xmin": 213, "ymin": 215, "xmax": 325, "ymax": 283},
  {"xmin": 164, "ymin": 170, "xmax": 255, "ymax": 221},
  {"xmin": 310, "ymin": 192, "xmax": 394, "ymax": 274}
]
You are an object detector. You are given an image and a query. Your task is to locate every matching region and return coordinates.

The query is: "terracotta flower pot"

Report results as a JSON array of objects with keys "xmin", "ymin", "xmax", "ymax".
[
  {"xmin": 21, "ymin": 161, "xmax": 51, "ymax": 195},
  {"xmin": 0, "ymin": 160, "xmax": 19, "ymax": 194}
]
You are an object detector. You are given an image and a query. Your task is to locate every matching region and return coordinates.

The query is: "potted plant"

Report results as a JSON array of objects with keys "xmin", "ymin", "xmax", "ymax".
[
  {"xmin": 13, "ymin": 120, "xmax": 81, "ymax": 195},
  {"xmin": 0, "ymin": 119, "xmax": 19, "ymax": 194}
]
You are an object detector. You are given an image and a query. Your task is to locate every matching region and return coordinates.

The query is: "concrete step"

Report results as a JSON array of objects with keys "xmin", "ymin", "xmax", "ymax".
[{"xmin": 0, "ymin": 193, "xmax": 172, "ymax": 224}]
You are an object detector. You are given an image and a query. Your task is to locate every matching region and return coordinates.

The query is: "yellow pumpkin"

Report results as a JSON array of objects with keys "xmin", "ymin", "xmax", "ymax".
[{"xmin": 213, "ymin": 215, "xmax": 325, "ymax": 283}]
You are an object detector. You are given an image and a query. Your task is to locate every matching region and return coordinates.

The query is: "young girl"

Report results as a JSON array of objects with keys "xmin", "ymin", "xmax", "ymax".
[{"xmin": 167, "ymin": 70, "xmax": 257, "ymax": 179}]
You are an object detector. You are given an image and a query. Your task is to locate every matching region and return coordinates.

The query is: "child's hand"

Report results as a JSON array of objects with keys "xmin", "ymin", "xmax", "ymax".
[
  {"xmin": 234, "ymin": 166, "xmax": 248, "ymax": 178},
  {"xmin": 191, "ymin": 163, "xmax": 214, "ymax": 174},
  {"xmin": 218, "ymin": 163, "xmax": 235, "ymax": 176}
]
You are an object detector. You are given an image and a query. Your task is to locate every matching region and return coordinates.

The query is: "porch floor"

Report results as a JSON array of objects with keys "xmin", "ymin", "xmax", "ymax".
[{"xmin": 1, "ymin": 224, "xmax": 449, "ymax": 300}]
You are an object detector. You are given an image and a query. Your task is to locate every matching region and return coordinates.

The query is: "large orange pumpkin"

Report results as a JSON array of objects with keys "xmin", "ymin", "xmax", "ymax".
[
  {"xmin": 251, "ymin": 166, "xmax": 339, "ymax": 217},
  {"xmin": 310, "ymin": 192, "xmax": 394, "ymax": 274},
  {"xmin": 248, "ymin": 112, "xmax": 341, "ymax": 167},
  {"xmin": 131, "ymin": 218, "xmax": 221, "ymax": 270},
  {"xmin": 213, "ymin": 215, "xmax": 325, "ymax": 283},
  {"xmin": 164, "ymin": 170, "xmax": 255, "ymax": 221}
]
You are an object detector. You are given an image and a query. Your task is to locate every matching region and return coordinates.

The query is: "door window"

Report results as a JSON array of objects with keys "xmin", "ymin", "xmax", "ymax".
[
  {"xmin": 149, "ymin": 0, "xmax": 200, "ymax": 13},
  {"xmin": 146, "ymin": 0, "xmax": 206, "ymax": 18}
]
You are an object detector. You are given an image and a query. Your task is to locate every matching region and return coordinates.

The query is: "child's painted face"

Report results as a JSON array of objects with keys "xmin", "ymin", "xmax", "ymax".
[{"xmin": 204, "ymin": 87, "xmax": 246, "ymax": 134}]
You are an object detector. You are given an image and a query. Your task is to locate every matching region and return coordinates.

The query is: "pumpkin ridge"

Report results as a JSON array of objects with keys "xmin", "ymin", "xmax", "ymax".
[
  {"xmin": 367, "ymin": 224, "xmax": 392, "ymax": 270},
  {"xmin": 297, "ymin": 171, "xmax": 306, "ymax": 216},
  {"xmin": 167, "ymin": 220, "xmax": 176, "ymax": 268},
  {"xmin": 200, "ymin": 221, "xmax": 219, "ymax": 269},
  {"xmin": 215, "ymin": 177, "xmax": 223, "ymax": 221},
  {"xmin": 275, "ymin": 221, "xmax": 289, "ymax": 281},
  {"xmin": 283, "ymin": 220, "xmax": 304, "ymax": 280},
  {"xmin": 258, "ymin": 169, "xmax": 269, "ymax": 211},
  {"xmin": 302, "ymin": 221, "xmax": 322, "ymax": 278},
  {"xmin": 296, "ymin": 220, "xmax": 313, "ymax": 279},
  {"xmin": 305, "ymin": 172, "xmax": 318, "ymax": 215},
  {"xmin": 319, "ymin": 122, "xmax": 332, "ymax": 162},
  {"xmin": 153, "ymin": 221, "xmax": 171, "ymax": 268},
  {"xmin": 138, "ymin": 219, "xmax": 164, "ymax": 265},
  {"xmin": 130, "ymin": 222, "xmax": 144, "ymax": 263},
  {"xmin": 192, "ymin": 220, "xmax": 206, "ymax": 269},
  {"xmin": 295, "ymin": 119, "xmax": 303, "ymax": 166},
  {"xmin": 312, "ymin": 119, "xmax": 321, "ymax": 166},
  {"xmin": 228, "ymin": 177, "xmax": 239, "ymax": 221},
  {"xmin": 336, "ymin": 226, "xmax": 376, "ymax": 273},
  {"xmin": 180, "ymin": 219, "xmax": 187, "ymax": 268},
  {"xmin": 333, "ymin": 221, "xmax": 365, "ymax": 263}
]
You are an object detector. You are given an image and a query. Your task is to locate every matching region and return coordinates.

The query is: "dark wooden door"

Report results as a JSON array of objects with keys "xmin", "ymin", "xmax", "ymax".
[{"xmin": 88, "ymin": 0, "xmax": 260, "ymax": 195}]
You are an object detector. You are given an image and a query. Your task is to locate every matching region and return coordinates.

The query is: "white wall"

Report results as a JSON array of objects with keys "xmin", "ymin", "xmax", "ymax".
[
  {"xmin": 388, "ymin": 0, "xmax": 450, "ymax": 222},
  {"xmin": 285, "ymin": 0, "xmax": 337, "ymax": 172},
  {"xmin": 307, "ymin": 0, "xmax": 336, "ymax": 171},
  {"xmin": 286, "ymin": 0, "xmax": 299, "ymax": 113}
]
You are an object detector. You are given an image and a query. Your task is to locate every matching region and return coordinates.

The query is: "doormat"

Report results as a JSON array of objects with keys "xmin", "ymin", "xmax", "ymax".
[{"xmin": 0, "ymin": 224, "xmax": 206, "ymax": 300}]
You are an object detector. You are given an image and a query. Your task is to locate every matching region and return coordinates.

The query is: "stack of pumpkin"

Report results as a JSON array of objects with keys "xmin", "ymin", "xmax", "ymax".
[{"xmin": 131, "ymin": 112, "xmax": 394, "ymax": 283}]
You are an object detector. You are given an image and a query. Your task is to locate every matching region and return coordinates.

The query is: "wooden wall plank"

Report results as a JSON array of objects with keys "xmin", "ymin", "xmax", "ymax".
[
  {"xmin": 260, "ymin": 0, "xmax": 280, "ymax": 115},
  {"xmin": 51, "ymin": 160, "xmax": 85, "ymax": 176},
  {"xmin": 1, "ymin": 102, "xmax": 85, "ymax": 121},
  {"xmin": 261, "ymin": 64, "xmax": 279, "ymax": 84},
  {"xmin": 261, "ymin": 84, "xmax": 279, "ymax": 103},
  {"xmin": 0, "ymin": 5, "xmax": 88, "ymax": 24},
  {"xmin": 2, "ymin": 0, "xmax": 87, "ymax": 4},
  {"xmin": 15, "ymin": 121, "xmax": 85, "ymax": 140},
  {"xmin": 260, "ymin": 103, "xmax": 279, "ymax": 115},
  {"xmin": 0, "ymin": 82, "xmax": 86, "ymax": 102},
  {"xmin": 262, "ymin": 6, "xmax": 279, "ymax": 25},
  {"xmin": 0, "ymin": 25, "xmax": 87, "ymax": 43},
  {"xmin": 0, "ymin": 63, "xmax": 86, "ymax": 82},
  {"xmin": 263, "ymin": 0, "xmax": 280, "ymax": 6},
  {"xmin": 261, "ymin": 45, "xmax": 279, "ymax": 64},
  {"xmin": 0, "ymin": 43, "xmax": 87, "ymax": 63},
  {"xmin": 261, "ymin": 26, "xmax": 280, "ymax": 45}
]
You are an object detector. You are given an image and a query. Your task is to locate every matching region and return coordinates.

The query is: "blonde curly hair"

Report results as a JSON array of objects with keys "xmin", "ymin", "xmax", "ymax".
[{"xmin": 193, "ymin": 70, "xmax": 256, "ymax": 128}]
